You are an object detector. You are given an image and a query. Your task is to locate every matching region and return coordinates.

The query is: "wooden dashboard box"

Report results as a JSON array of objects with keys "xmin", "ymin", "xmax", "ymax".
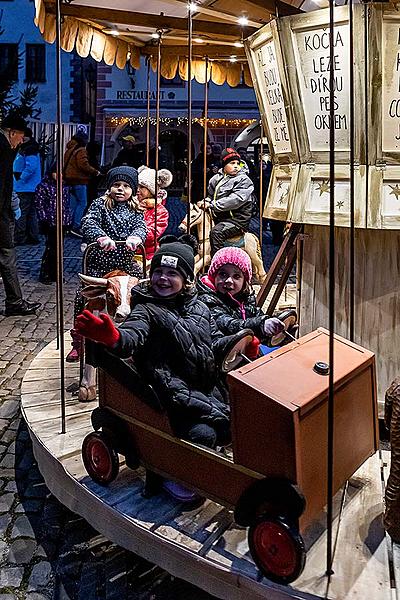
[{"xmin": 227, "ymin": 328, "xmax": 379, "ymax": 529}]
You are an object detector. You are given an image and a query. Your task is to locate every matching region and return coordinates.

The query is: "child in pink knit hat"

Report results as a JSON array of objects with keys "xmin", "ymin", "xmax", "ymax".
[{"xmin": 197, "ymin": 247, "xmax": 284, "ymax": 346}]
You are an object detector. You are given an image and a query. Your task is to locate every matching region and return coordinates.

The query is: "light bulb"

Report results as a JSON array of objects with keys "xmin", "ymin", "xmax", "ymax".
[{"xmin": 238, "ymin": 16, "xmax": 249, "ymax": 26}]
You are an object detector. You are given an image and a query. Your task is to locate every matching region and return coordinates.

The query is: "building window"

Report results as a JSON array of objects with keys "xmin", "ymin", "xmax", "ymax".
[
  {"xmin": 0, "ymin": 44, "xmax": 19, "ymax": 81},
  {"xmin": 161, "ymin": 72, "xmax": 184, "ymax": 87},
  {"xmin": 25, "ymin": 44, "xmax": 46, "ymax": 83}
]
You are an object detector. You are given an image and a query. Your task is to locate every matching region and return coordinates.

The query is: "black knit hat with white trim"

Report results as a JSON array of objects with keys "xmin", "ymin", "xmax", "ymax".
[
  {"xmin": 106, "ymin": 166, "xmax": 138, "ymax": 194},
  {"xmin": 150, "ymin": 236, "xmax": 195, "ymax": 282}
]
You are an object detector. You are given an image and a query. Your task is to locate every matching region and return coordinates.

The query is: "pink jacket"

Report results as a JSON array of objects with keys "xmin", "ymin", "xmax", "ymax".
[{"xmin": 144, "ymin": 203, "xmax": 169, "ymax": 260}]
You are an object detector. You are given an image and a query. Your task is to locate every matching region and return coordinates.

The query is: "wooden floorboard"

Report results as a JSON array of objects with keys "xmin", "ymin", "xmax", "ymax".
[{"xmin": 20, "ymin": 337, "xmax": 395, "ymax": 600}]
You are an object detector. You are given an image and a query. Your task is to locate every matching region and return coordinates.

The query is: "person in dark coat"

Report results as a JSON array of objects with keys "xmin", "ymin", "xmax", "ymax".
[
  {"xmin": 191, "ymin": 144, "xmax": 217, "ymax": 204},
  {"xmin": 112, "ymin": 135, "xmax": 145, "ymax": 169},
  {"xmin": 197, "ymin": 247, "xmax": 284, "ymax": 345},
  {"xmin": 76, "ymin": 236, "xmax": 231, "ymax": 449},
  {"xmin": 0, "ymin": 114, "xmax": 41, "ymax": 316},
  {"xmin": 35, "ymin": 163, "xmax": 72, "ymax": 284}
]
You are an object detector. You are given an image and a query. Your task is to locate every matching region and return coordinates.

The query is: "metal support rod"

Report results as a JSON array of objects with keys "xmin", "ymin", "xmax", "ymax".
[
  {"xmin": 224, "ymin": 118, "xmax": 227, "ymax": 148},
  {"xmin": 146, "ymin": 57, "xmax": 151, "ymax": 165},
  {"xmin": 259, "ymin": 121, "xmax": 264, "ymax": 245},
  {"xmin": 100, "ymin": 111, "xmax": 106, "ymax": 166},
  {"xmin": 55, "ymin": 0, "xmax": 66, "ymax": 434},
  {"xmin": 326, "ymin": 0, "xmax": 336, "ymax": 577},
  {"xmin": 202, "ymin": 56, "xmax": 209, "ymax": 270},
  {"xmin": 349, "ymin": 0, "xmax": 355, "ymax": 342},
  {"xmin": 154, "ymin": 36, "xmax": 162, "ymax": 253},
  {"xmin": 186, "ymin": 7, "xmax": 193, "ymax": 232}
]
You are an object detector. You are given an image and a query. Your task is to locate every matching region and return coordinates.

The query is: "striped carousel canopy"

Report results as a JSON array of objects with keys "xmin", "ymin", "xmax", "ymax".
[{"xmin": 33, "ymin": 0, "xmax": 328, "ymax": 87}]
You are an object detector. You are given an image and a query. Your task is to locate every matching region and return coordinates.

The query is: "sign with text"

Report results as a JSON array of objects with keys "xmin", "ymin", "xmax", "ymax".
[
  {"xmin": 254, "ymin": 40, "xmax": 292, "ymax": 154},
  {"xmin": 293, "ymin": 24, "xmax": 350, "ymax": 152},
  {"xmin": 382, "ymin": 21, "xmax": 400, "ymax": 152}
]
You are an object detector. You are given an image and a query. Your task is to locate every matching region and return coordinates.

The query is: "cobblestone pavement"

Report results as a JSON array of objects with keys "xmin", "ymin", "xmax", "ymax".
[{"xmin": 0, "ymin": 232, "xmax": 217, "ymax": 600}]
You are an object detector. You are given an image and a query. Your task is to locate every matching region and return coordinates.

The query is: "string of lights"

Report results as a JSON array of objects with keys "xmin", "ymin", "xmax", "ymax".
[{"xmin": 108, "ymin": 116, "xmax": 257, "ymax": 128}]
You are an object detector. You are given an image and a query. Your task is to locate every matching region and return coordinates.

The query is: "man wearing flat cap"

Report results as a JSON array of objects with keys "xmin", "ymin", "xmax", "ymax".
[
  {"xmin": 112, "ymin": 134, "xmax": 145, "ymax": 169},
  {"xmin": 0, "ymin": 114, "xmax": 41, "ymax": 316}
]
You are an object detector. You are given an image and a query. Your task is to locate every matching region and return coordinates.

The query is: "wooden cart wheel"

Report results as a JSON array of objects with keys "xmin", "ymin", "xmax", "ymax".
[
  {"xmin": 82, "ymin": 431, "xmax": 119, "ymax": 485},
  {"xmin": 248, "ymin": 516, "xmax": 306, "ymax": 584},
  {"xmin": 234, "ymin": 477, "xmax": 306, "ymax": 527}
]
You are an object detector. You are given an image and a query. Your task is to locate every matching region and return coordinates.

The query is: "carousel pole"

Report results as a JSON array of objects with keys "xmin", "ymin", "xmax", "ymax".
[
  {"xmin": 202, "ymin": 56, "xmax": 209, "ymax": 269},
  {"xmin": 100, "ymin": 112, "xmax": 106, "ymax": 167},
  {"xmin": 146, "ymin": 57, "xmax": 151, "ymax": 165},
  {"xmin": 349, "ymin": 0, "xmax": 355, "ymax": 342},
  {"xmin": 55, "ymin": 0, "xmax": 66, "ymax": 434},
  {"xmin": 258, "ymin": 121, "xmax": 264, "ymax": 245},
  {"xmin": 186, "ymin": 4, "xmax": 193, "ymax": 232},
  {"xmin": 326, "ymin": 0, "xmax": 336, "ymax": 577},
  {"xmin": 154, "ymin": 33, "xmax": 162, "ymax": 254}
]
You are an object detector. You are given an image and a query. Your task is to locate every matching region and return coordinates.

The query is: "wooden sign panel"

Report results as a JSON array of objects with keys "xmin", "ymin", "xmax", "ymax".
[
  {"xmin": 369, "ymin": 5, "xmax": 400, "ymax": 164},
  {"xmin": 293, "ymin": 24, "xmax": 350, "ymax": 152},
  {"xmin": 288, "ymin": 164, "xmax": 366, "ymax": 227},
  {"xmin": 245, "ymin": 22, "xmax": 298, "ymax": 164},
  {"xmin": 382, "ymin": 20, "xmax": 400, "ymax": 152},
  {"xmin": 279, "ymin": 5, "xmax": 366, "ymax": 164},
  {"xmin": 368, "ymin": 166, "xmax": 400, "ymax": 229},
  {"xmin": 263, "ymin": 164, "xmax": 299, "ymax": 221}
]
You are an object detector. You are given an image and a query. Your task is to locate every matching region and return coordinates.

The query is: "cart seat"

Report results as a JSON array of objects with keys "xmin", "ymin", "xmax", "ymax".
[{"xmin": 93, "ymin": 347, "xmax": 163, "ymax": 412}]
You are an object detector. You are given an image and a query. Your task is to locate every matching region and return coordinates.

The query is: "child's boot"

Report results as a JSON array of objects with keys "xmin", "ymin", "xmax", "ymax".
[{"xmin": 66, "ymin": 329, "xmax": 83, "ymax": 362}]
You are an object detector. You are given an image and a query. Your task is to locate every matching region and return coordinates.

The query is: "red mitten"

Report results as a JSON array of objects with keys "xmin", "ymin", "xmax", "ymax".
[
  {"xmin": 75, "ymin": 310, "xmax": 120, "ymax": 347},
  {"xmin": 245, "ymin": 335, "xmax": 260, "ymax": 360}
]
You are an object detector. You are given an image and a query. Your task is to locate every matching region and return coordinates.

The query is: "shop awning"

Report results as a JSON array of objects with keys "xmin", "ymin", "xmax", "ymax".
[{"xmin": 33, "ymin": 0, "xmax": 304, "ymax": 87}]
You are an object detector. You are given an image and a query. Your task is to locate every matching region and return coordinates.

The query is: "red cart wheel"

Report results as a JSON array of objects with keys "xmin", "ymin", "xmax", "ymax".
[
  {"xmin": 248, "ymin": 516, "xmax": 306, "ymax": 584},
  {"xmin": 82, "ymin": 431, "xmax": 119, "ymax": 485}
]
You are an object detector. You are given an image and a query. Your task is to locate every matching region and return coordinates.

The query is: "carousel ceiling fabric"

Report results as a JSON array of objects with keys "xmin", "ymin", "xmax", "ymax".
[{"xmin": 34, "ymin": 0, "xmax": 253, "ymax": 86}]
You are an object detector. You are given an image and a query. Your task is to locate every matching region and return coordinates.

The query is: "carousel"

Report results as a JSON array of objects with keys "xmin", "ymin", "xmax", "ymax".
[{"xmin": 23, "ymin": 0, "xmax": 400, "ymax": 597}]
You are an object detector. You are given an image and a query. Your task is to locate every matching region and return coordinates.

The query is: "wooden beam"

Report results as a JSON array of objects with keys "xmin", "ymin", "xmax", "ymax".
[
  {"xmin": 245, "ymin": 0, "xmax": 301, "ymax": 16},
  {"xmin": 141, "ymin": 44, "xmax": 246, "ymax": 58},
  {"xmin": 46, "ymin": 3, "xmax": 258, "ymax": 36},
  {"xmin": 247, "ymin": 0, "xmax": 303, "ymax": 17},
  {"xmin": 151, "ymin": 0, "xmax": 263, "ymax": 28}
]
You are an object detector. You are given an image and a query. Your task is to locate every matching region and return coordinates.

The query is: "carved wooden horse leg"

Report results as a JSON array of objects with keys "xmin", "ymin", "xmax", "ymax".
[{"xmin": 179, "ymin": 204, "xmax": 266, "ymax": 281}]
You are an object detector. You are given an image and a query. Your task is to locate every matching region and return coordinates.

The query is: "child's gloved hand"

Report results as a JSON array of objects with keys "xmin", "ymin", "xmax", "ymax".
[
  {"xmin": 126, "ymin": 235, "xmax": 142, "ymax": 251},
  {"xmin": 75, "ymin": 310, "xmax": 120, "ymax": 347},
  {"xmin": 264, "ymin": 317, "xmax": 285, "ymax": 337},
  {"xmin": 244, "ymin": 336, "xmax": 260, "ymax": 360},
  {"xmin": 14, "ymin": 207, "xmax": 21, "ymax": 220},
  {"xmin": 97, "ymin": 236, "xmax": 116, "ymax": 251}
]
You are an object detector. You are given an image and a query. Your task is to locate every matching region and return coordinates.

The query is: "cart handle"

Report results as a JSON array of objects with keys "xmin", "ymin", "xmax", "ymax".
[{"xmin": 82, "ymin": 240, "xmax": 147, "ymax": 278}]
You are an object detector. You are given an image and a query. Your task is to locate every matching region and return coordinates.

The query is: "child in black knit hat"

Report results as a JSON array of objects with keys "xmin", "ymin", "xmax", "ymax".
[
  {"xmin": 66, "ymin": 166, "xmax": 147, "ymax": 363},
  {"xmin": 76, "ymin": 235, "xmax": 237, "ymax": 500},
  {"xmin": 80, "ymin": 166, "xmax": 146, "ymax": 278}
]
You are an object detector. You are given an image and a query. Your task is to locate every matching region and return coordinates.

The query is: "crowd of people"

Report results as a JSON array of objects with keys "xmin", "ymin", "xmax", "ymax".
[{"xmin": 1, "ymin": 116, "xmax": 284, "ymax": 463}]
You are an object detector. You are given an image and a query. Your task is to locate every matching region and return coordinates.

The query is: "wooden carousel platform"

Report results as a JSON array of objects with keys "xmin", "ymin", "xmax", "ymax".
[{"xmin": 21, "ymin": 339, "xmax": 399, "ymax": 600}]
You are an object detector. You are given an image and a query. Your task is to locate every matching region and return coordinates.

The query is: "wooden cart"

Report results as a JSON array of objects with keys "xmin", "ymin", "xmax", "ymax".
[{"xmin": 82, "ymin": 327, "xmax": 378, "ymax": 584}]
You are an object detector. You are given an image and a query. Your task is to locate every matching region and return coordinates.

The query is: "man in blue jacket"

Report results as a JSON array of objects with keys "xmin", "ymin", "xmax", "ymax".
[
  {"xmin": 13, "ymin": 127, "xmax": 41, "ymax": 245},
  {"xmin": 0, "ymin": 114, "xmax": 41, "ymax": 316}
]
